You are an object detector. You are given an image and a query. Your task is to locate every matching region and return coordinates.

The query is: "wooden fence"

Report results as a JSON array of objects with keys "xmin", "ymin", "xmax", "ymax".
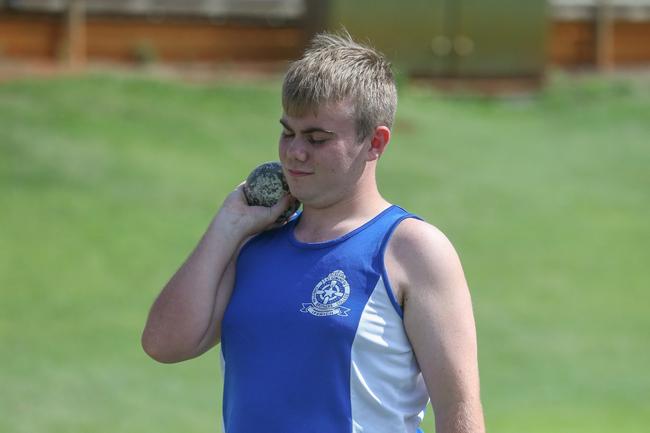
[
  {"xmin": 0, "ymin": 12, "xmax": 303, "ymax": 64},
  {"xmin": 1, "ymin": 11, "xmax": 649, "ymax": 67}
]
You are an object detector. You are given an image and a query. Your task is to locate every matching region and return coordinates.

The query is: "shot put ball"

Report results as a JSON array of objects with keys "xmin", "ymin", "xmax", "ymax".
[{"xmin": 243, "ymin": 161, "xmax": 300, "ymax": 223}]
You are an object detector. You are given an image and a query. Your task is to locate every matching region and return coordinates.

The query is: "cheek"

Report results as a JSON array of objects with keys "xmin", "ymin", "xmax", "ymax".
[
  {"xmin": 340, "ymin": 143, "xmax": 364, "ymax": 168},
  {"xmin": 320, "ymin": 152, "xmax": 352, "ymax": 178},
  {"xmin": 278, "ymin": 138, "xmax": 288, "ymax": 158}
]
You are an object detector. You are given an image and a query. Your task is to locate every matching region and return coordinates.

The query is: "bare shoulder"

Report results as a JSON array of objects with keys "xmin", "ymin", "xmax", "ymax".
[
  {"xmin": 389, "ymin": 217, "xmax": 455, "ymax": 253},
  {"xmin": 384, "ymin": 218, "xmax": 467, "ymax": 306},
  {"xmin": 388, "ymin": 219, "xmax": 483, "ymax": 426}
]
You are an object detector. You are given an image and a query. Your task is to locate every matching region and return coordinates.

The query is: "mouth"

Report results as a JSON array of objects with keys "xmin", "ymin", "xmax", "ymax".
[{"xmin": 287, "ymin": 169, "xmax": 313, "ymax": 177}]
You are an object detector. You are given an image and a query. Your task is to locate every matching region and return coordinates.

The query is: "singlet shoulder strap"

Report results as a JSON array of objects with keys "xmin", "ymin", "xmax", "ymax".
[
  {"xmin": 378, "ymin": 206, "xmax": 424, "ymax": 250},
  {"xmin": 376, "ymin": 206, "xmax": 424, "ymax": 318}
]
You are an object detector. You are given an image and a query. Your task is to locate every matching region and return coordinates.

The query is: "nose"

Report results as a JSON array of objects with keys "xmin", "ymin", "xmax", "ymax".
[{"xmin": 283, "ymin": 136, "xmax": 308, "ymax": 163}]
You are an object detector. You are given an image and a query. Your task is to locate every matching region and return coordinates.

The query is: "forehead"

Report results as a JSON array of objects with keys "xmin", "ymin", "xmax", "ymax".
[{"xmin": 282, "ymin": 99, "xmax": 355, "ymax": 131}]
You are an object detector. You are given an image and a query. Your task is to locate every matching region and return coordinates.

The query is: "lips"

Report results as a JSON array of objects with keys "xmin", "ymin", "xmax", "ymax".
[{"xmin": 287, "ymin": 169, "xmax": 313, "ymax": 177}]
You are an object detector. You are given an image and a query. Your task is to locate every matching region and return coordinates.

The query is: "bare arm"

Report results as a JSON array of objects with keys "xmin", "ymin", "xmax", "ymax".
[
  {"xmin": 141, "ymin": 183, "xmax": 295, "ymax": 364},
  {"xmin": 386, "ymin": 219, "xmax": 485, "ymax": 433}
]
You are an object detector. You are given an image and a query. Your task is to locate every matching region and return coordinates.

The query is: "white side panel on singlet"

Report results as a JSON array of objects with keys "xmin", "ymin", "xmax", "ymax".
[{"xmin": 350, "ymin": 276, "xmax": 430, "ymax": 433}]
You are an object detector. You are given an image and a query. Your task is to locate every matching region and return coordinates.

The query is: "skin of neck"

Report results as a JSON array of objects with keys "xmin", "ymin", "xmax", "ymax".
[{"xmin": 294, "ymin": 159, "xmax": 391, "ymax": 243}]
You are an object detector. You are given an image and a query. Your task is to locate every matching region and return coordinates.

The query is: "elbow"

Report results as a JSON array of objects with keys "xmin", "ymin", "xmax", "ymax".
[
  {"xmin": 434, "ymin": 398, "xmax": 485, "ymax": 433},
  {"xmin": 141, "ymin": 329, "xmax": 183, "ymax": 364}
]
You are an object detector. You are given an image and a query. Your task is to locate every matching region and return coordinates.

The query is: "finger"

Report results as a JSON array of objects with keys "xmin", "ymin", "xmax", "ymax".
[
  {"xmin": 261, "ymin": 194, "xmax": 291, "ymax": 226},
  {"xmin": 265, "ymin": 221, "xmax": 284, "ymax": 231},
  {"xmin": 269, "ymin": 193, "xmax": 292, "ymax": 216},
  {"xmin": 234, "ymin": 181, "xmax": 249, "ymax": 203}
]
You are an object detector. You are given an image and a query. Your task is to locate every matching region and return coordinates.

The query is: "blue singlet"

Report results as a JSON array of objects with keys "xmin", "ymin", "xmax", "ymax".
[{"xmin": 220, "ymin": 204, "xmax": 430, "ymax": 433}]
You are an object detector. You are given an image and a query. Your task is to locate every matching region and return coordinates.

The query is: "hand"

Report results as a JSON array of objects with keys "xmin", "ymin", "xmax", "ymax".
[{"xmin": 213, "ymin": 182, "xmax": 297, "ymax": 240}]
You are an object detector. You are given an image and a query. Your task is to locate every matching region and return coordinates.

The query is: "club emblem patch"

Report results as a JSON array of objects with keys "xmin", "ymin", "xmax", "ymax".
[{"xmin": 300, "ymin": 270, "xmax": 351, "ymax": 317}]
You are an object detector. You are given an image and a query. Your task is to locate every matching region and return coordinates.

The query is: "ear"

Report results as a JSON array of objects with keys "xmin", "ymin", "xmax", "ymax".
[{"xmin": 367, "ymin": 126, "xmax": 391, "ymax": 162}]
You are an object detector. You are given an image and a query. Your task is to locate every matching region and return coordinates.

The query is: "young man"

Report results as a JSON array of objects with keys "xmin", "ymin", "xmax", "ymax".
[{"xmin": 142, "ymin": 32, "xmax": 485, "ymax": 433}]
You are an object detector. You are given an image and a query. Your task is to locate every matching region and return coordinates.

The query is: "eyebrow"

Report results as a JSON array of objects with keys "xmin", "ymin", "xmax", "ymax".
[{"xmin": 279, "ymin": 119, "xmax": 335, "ymax": 135}]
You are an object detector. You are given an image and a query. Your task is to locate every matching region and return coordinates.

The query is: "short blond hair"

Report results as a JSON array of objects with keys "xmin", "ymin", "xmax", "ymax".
[{"xmin": 282, "ymin": 31, "xmax": 397, "ymax": 142}]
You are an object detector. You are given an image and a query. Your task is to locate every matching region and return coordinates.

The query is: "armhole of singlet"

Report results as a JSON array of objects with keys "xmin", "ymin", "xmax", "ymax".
[{"xmin": 379, "ymin": 214, "xmax": 424, "ymax": 318}]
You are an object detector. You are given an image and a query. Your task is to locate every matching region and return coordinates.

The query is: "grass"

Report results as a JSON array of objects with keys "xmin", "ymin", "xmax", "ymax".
[{"xmin": 1, "ymin": 70, "xmax": 649, "ymax": 433}]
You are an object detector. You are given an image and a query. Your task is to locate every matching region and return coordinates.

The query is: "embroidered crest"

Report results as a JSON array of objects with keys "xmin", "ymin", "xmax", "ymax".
[{"xmin": 300, "ymin": 270, "xmax": 351, "ymax": 317}]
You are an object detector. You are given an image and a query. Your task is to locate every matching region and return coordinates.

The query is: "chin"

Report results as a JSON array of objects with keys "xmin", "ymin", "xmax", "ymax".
[
  {"xmin": 286, "ymin": 186, "xmax": 305, "ymax": 202},
  {"xmin": 300, "ymin": 193, "xmax": 341, "ymax": 210},
  {"xmin": 291, "ymin": 191, "xmax": 312, "ymax": 205},
  {"xmin": 288, "ymin": 188, "xmax": 315, "ymax": 207}
]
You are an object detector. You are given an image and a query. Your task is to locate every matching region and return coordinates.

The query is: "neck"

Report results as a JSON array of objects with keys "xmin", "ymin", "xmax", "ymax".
[{"xmin": 294, "ymin": 166, "xmax": 391, "ymax": 243}]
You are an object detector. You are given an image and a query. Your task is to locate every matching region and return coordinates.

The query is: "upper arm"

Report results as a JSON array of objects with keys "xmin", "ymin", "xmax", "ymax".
[
  {"xmin": 192, "ymin": 236, "xmax": 250, "ymax": 357},
  {"xmin": 386, "ymin": 219, "xmax": 484, "ymax": 429}
]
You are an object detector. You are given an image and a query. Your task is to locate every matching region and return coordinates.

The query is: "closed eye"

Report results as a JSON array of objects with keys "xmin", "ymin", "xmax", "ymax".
[
  {"xmin": 307, "ymin": 136, "xmax": 327, "ymax": 145},
  {"xmin": 281, "ymin": 129, "xmax": 294, "ymax": 138}
]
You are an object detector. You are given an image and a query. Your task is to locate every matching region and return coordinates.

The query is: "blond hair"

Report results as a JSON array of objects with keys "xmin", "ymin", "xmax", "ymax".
[{"xmin": 282, "ymin": 31, "xmax": 397, "ymax": 142}]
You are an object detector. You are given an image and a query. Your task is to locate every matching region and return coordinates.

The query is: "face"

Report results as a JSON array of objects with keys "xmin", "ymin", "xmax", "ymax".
[{"xmin": 278, "ymin": 100, "xmax": 370, "ymax": 208}]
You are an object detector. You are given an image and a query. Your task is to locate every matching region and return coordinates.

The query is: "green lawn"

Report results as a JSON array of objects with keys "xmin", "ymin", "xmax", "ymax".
[{"xmin": 1, "ymin": 71, "xmax": 648, "ymax": 433}]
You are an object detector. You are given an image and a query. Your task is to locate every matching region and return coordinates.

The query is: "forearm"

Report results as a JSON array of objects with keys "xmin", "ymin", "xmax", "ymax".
[
  {"xmin": 142, "ymin": 183, "xmax": 294, "ymax": 363},
  {"xmin": 141, "ymin": 216, "xmax": 243, "ymax": 361},
  {"xmin": 435, "ymin": 399, "xmax": 485, "ymax": 433}
]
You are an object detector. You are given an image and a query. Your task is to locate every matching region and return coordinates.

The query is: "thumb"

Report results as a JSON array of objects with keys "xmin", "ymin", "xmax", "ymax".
[
  {"xmin": 269, "ymin": 193, "xmax": 293, "ymax": 218},
  {"xmin": 264, "ymin": 193, "xmax": 296, "ymax": 229}
]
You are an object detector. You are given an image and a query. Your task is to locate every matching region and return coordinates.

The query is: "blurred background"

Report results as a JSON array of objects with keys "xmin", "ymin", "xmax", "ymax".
[
  {"xmin": 1, "ymin": 1, "xmax": 648, "ymax": 433},
  {"xmin": 1, "ymin": 0, "xmax": 649, "ymax": 78}
]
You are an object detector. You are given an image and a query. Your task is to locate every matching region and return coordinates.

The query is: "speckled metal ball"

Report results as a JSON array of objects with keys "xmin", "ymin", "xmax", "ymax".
[{"xmin": 243, "ymin": 161, "xmax": 300, "ymax": 223}]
